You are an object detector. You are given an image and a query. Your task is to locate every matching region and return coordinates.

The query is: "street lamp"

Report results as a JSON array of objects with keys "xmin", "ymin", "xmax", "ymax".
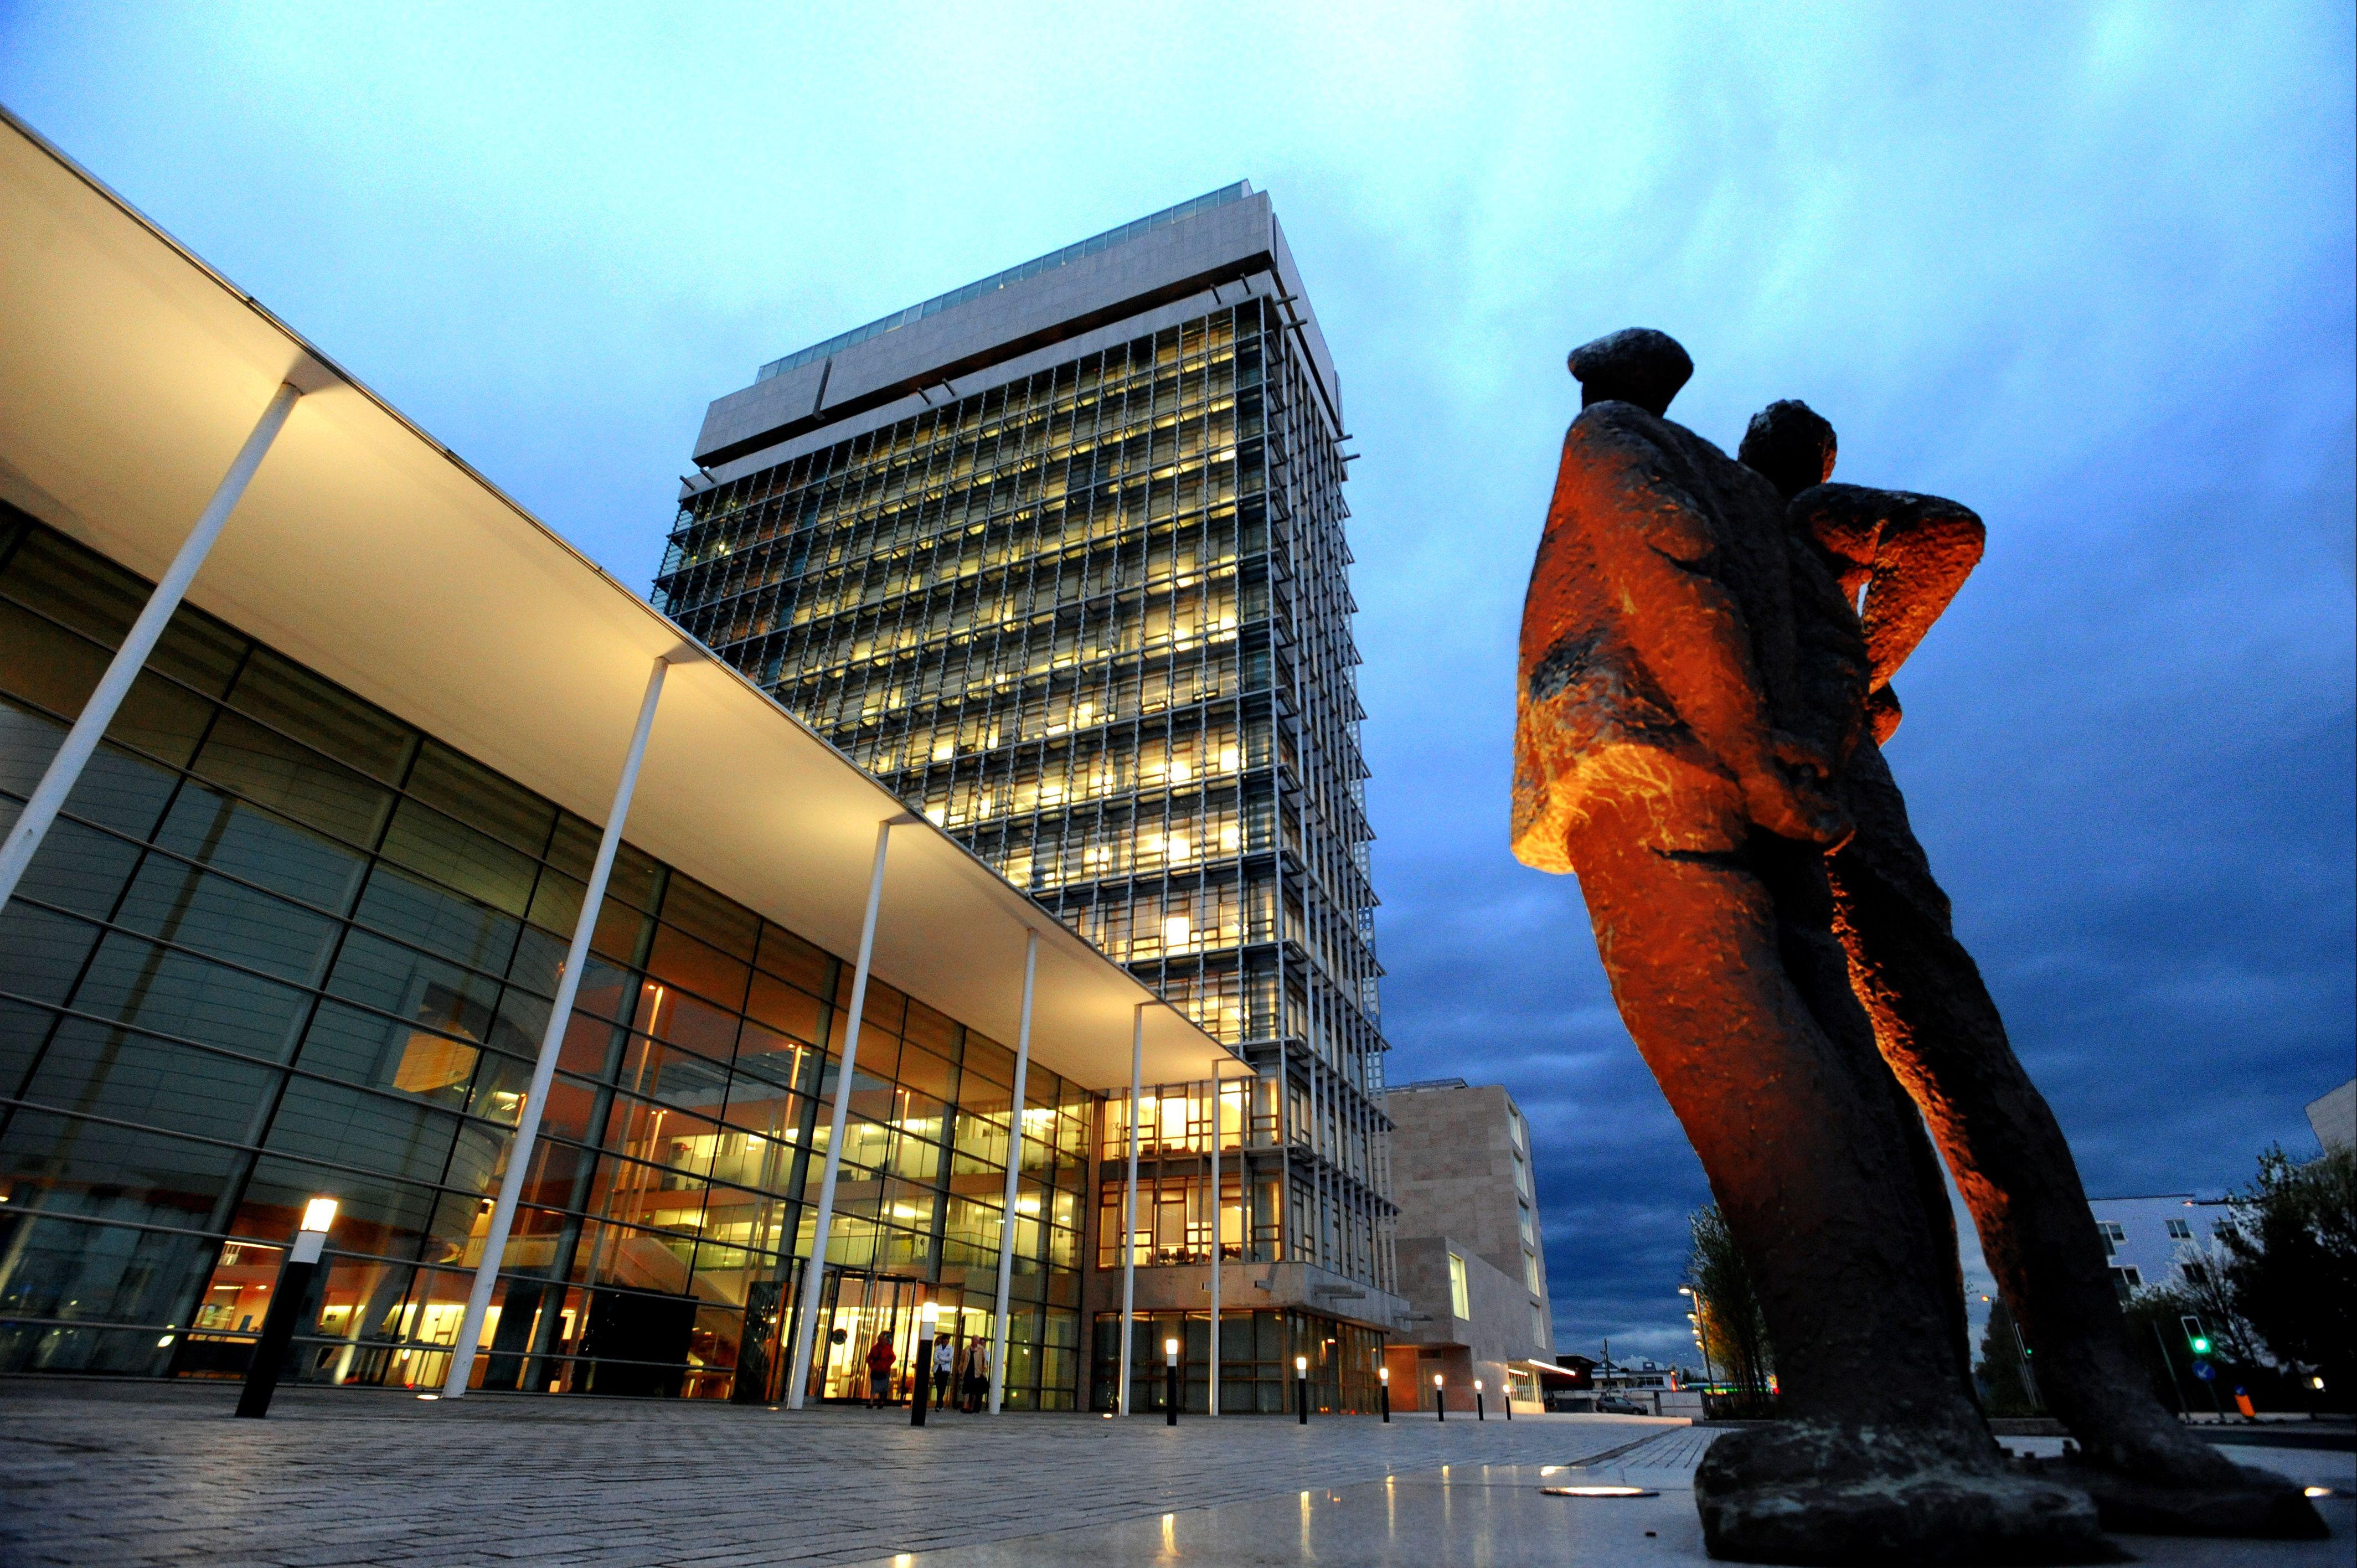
[
  {"xmin": 1378, "ymin": 1364, "xmax": 1391, "ymax": 1422},
  {"xmin": 911, "ymin": 1300, "xmax": 940, "ymax": 1426},
  {"xmin": 1296, "ymin": 1354, "xmax": 1310, "ymax": 1425},
  {"xmin": 1165, "ymin": 1337, "xmax": 1181, "ymax": 1426},
  {"xmin": 1475, "ymin": 1378, "xmax": 1486, "ymax": 1422},
  {"xmin": 1682, "ymin": 1285, "xmax": 1717, "ymax": 1395},
  {"xmin": 1433, "ymin": 1371, "xmax": 1446, "ymax": 1422},
  {"xmin": 235, "ymin": 1196, "xmax": 336, "ymax": 1419}
]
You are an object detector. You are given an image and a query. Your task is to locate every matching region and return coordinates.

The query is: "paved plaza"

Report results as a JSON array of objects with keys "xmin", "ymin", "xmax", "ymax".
[
  {"xmin": 0, "ymin": 1380, "xmax": 1669, "ymax": 1567},
  {"xmin": 1, "ymin": 1380, "xmax": 2347, "ymax": 1567}
]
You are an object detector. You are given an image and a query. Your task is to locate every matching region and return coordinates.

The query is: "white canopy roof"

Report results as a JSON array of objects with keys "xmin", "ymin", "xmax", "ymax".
[{"xmin": 0, "ymin": 105, "xmax": 1235, "ymax": 1094}]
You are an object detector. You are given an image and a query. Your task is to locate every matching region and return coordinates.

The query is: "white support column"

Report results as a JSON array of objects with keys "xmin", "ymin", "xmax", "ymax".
[
  {"xmin": 0, "ymin": 382, "xmax": 300, "ymax": 914},
  {"xmin": 1209, "ymin": 1064, "xmax": 1224, "ymax": 1419},
  {"xmin": 445, "ymin": 654, "xmax": 672, "ymax": 1396},
  {"xmin": 987, "ymin": 928, "xmax": 1036, "ymax": 1415},
  {"xmin": 784, "ymin": 816, "xmax": 902, "ymax": 1409},
  {"xmin": 1116, "ymin": 1003, "xmax": 1144, "ymax": 1415}
]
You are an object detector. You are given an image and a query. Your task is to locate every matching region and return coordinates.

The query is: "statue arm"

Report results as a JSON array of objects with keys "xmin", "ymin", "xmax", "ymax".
[
  {"xmin": 1792, "ymin": 484, "xmax": 1984, "ymax": 689},
  {"xmin": 1858, "ymin": 499, "xmax": 1983, "ymax": 690}
]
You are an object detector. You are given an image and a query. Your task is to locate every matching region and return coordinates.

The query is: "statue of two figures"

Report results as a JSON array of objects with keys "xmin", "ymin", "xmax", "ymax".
[{"xmin": 1512, "ymin": 329, "xmax": 2325, "ymax": 1564}]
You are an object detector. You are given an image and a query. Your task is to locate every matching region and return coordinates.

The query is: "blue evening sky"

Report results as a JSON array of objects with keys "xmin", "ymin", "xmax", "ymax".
[{"xmin": 3, "ymin": 2, "xmax": 2349, "ymax": 1365}]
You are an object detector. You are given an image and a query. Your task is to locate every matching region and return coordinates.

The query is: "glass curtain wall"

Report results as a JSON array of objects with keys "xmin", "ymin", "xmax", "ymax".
[
  {"xmin": 1086, "ymin": 1308, "xmax": 1385, "ymax": 1415},
  {"xmin": 657, "ymin": 297, "xmax": 1396, "ymax": 1333},
  {"xmin": 0, "ymin": 511, "xmax": 1088, "ymax": 1404}
]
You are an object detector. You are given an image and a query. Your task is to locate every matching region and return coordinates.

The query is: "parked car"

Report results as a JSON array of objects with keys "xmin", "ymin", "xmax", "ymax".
[{"xmin": 1595, "ymin": 1394, "xmax": 1651, "ymax": 1416}]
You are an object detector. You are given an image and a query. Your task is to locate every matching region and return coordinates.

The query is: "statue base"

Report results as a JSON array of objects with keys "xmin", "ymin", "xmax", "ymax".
[{"xmin": 1695, "ymin": 1421, "xmax": 2119, "ymax": 1565}]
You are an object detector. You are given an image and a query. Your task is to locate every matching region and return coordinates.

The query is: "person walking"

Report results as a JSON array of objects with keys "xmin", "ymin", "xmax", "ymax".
[
  {"xmin": 964, "ymin": 1335, "xmax": 991, "ymax": 1413},
  {"xmin": 931, "ymin": 1332, "xmax": 955, "ymax": 1411},
  {"xmin": 863, "ymin": 1331, "xmax": 896, "ymax": 1409}
]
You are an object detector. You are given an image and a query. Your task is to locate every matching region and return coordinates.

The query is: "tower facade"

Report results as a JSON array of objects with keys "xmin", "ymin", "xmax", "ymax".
[{"xmin": 654, "ymin": 184, "xmax": 1401, "ymax": 1411}]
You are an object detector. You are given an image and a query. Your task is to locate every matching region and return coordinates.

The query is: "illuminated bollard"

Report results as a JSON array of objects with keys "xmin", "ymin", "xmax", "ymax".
[
  {"xmin": 911, "ymin": 1301, "xmax": 939, "ymax": 1427},
  {"xmin": 1165, "ymin": 1337, "xmax": 1180, "ymax": 1427},
  {"xmin": 1379, "ymin": 1364, "xmax": 1391, "ymax": 1423},
  {"xmin": 1435, "ymin": 1372, "xmax": 1446, "ymax": 1421},
  {"xmin": 235, "ymin": 1198, "xmax": 336, "ymax": 1419},
  {"xmin": 1296, "ymin": 1355, "xmax": 1310, "ymax": 1425}
]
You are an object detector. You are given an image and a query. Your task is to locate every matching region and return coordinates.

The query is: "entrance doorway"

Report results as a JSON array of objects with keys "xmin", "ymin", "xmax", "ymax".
[{"xmin": 808, "ymin": 1272, "xmax": 929, "ymax": 1402}]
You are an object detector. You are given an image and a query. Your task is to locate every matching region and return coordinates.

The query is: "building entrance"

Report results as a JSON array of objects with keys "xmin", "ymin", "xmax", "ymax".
[{"xmin": 807, "ymin": 1272, "xmax": 932, "ymax": 1402}]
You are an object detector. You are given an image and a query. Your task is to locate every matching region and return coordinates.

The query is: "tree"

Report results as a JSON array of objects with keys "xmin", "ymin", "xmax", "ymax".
[
  {"xmin": 2217, "ymin": 1144, "xmax": 2357, "ymax": 1402},
  {"xmin": 1973, "ymin": 1295, "xmax": 2040, "ymax": 1416},
  {"xmin": 1688, "ymin": 1204, "xmax": 1774, "ymax": 1415}
]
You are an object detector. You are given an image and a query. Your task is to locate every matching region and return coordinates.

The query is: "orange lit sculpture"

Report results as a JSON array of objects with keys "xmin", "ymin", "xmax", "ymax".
[{"xmin": 1512, "ymin": 331, "xmax": 2322, "ymax": 1561}]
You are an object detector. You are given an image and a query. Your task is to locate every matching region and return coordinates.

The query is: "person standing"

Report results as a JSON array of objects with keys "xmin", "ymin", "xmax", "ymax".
[
  {"xmin": 863, "ymin": 1331, "xmax": 896, "ymax": 1409},
  {"xmin": 964, "ymin": 1335, "xmax": 990, "ymax": 1413},
  {"xmin": 932, "ymin": 1332, "xmax": 955, "ymax": 1411}
]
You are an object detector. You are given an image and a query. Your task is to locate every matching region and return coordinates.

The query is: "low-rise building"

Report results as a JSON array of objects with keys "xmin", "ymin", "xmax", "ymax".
[
  {"xmin": 1379, "ymin": 1079, "xmax": 1554, "ymax": 1412},
  {"xmin": 2307, "ymin": 1078, "xmax": 2355, "ymax": 1156},
  {"xmin": 2086, "ymin": 1194, "xmax": 2232, "ymax": 1300}
]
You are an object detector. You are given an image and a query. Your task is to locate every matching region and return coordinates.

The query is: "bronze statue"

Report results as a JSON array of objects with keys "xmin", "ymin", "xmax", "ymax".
[{"xmin": 1513, "ymin": 329, "xmax": 2323, "ymax": 1561}]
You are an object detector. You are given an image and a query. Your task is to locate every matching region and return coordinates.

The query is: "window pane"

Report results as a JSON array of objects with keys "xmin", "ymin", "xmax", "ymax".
[
  {"xmin": 0, "ymin": 1106, "xmax": 245, "ymax": 1228},
  {"xmin": 377, "ymin": 799, "xmax": 537, "ymax": 921},
  {"xmin": 353, "ymin": 859, "xmax": 522, "ymax": 978},
  {"xmin": 154, "ymin": 777, "xmax": 370, "ymax": 915},
  {"xmin": 404, "ymin": 741, "xmax": 554, "ymax": 858},
  {"xmin": 225, "ymin": 648, "xmax": 413, "ymax": 784},
  {"xmin": 70, "ymin": 929, "xmax": 311, "ymax": 1062},
  {"xmin": 266, "ymin": 1076, "xmax": 463, "ymax": 1187},
  {"xmin": 191, "ymin": 711, "xmax": 394, "ymax": 849},
  {"xmin": 20, "ymin": 1017, "xmax": 277, "ymax": 1144},
  {"xmin": 113, "ymin": 854, "xmax": 338, "ymax": 986}
]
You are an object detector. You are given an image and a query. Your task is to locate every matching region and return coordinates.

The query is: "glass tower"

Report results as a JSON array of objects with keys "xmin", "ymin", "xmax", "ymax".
[{"xmin": 653, "ymin": 185, "xmax": 1400, "ymax": 1410}]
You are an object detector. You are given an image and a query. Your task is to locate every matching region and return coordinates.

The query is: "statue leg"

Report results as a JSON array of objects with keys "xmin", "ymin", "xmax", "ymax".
[
  {"xmin": 1829, "ymin": 741, "xmax": 2325, "ymax": 1539},
  {"xmin": 1565, "ymin": 792, "xmax": 2103, "ymax": 1565}
]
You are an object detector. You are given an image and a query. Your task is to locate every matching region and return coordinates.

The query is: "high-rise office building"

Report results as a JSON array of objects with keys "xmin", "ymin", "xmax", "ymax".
[{"xmin": 654, "ymin": 183, "xmax": 1403, "ymax": 1410}]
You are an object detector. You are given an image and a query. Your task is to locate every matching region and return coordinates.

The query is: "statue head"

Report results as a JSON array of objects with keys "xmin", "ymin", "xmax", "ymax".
[
  {"xmin": 1567, "ymin": 328, "xmax": 1693, "ymax": 416},
  {"xmin": 1738, "ymin": 399, "xmax": 1838, "ymax": 501}
]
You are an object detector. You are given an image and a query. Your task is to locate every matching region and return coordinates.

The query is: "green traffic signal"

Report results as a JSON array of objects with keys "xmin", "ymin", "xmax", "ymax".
[{"xmin": 2190, "ymin": 1335, "xmax": 2211, "ymax": 1355}]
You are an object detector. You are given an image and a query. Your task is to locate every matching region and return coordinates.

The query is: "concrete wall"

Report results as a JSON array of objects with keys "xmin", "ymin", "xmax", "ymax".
[{"xmin": 1384, "ymin": 1082, "xmax": 1551, "ymax": 1356}]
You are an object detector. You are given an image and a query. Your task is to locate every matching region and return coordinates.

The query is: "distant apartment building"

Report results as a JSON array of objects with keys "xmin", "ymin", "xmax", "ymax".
[
  {"xmin": 651, "ymin": 184, "xmax": 1401, "ymax": 1412},
  {"xmin": 1380, "ymin": 1079, "xmax": 1554, "ymax": 1411},
  {"xmin": 2307, "ymin": 1078, "xmax": 2355, "ymax": 1156},
  {"xmin": 2087, "ymin": 1194, "xmax": 2233, "ymax": 1300}
]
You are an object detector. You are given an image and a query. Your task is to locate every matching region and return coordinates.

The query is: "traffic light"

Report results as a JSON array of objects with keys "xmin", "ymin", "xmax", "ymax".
[{"xmin": 2181, "ymin": 1315, "xmax": 2211, "ymax": 1357}]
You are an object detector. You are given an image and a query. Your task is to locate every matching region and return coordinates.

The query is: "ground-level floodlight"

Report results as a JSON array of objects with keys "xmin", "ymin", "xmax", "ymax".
[
  {"xmin": 1296, "ymin": 1355, "xmax": 1310, "ymax": 1425},
  {"xmin": 1435, "ymin": 1371, "xmax": 1447, "ymax": 1421},
  {"xmin": 1475, "ymin": 1378, "xmax": 1486, "ymax": 1422},
  {"xmin": 235, "ymin": 1197, "xmax": 336, "ymax": 1419},
  {"xmin": 1378, "ymin": 1364, "xmax": 1391, "ymax": 1423},
  {"xmin": 912, "ymin": 1300, "xmax": 940, "ymax": 1427},
  {"xmin": 1165, "ymin": 1337, "xmax": 1181, "ymax": 1426}
]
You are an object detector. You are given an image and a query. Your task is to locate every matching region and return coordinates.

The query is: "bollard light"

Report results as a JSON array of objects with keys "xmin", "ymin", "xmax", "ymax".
[
  {"xmin": 1434, "ymin": 1371, "xmax": 1446, "ymax": 1422},
  {"xmin": 1296, "ymin": 1354, "xmax": 1310, "ymax": 1425},
  {"xmin": 236, "ymin": 1195, "xmax": 336, "ymax": 1419},
  {"xmin": 1476, "ymin": 1378, "xmax": 1487, "ymax": 1422},
  {"xmin": 912, "ymin": 1300, "xmax": 940, "ymax": 1427},
  {"xmin": 1378, "ymin": 1364, "xmax": 1391, "ymax": 1423},
  {"xmin": 1165, "ymin": 1336, "xmax": 1182, "ymax": 1426}
]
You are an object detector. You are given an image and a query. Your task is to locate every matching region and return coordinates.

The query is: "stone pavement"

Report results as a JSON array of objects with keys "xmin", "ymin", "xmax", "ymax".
[
  {"xmin": 0, "ymin": 1379, "xmax": 1677, "ymax": 1567},
  {"xmin": 857, "ymin": 1426, "xmax": 2353, "ymax": 1568},
  {"xmin": 4, "ymin": 1381, "xmax": 2346, "ymax": 1567}
]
